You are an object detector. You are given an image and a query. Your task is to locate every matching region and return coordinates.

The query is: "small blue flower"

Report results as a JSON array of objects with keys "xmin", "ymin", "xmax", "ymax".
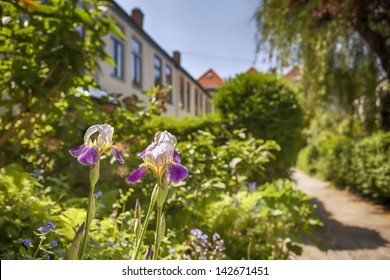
[
  {"xmin": 100, "ymin": 204, "xmax": 106, "ymax": 209},
  {"xmin": 22, "ymin": 239, "xmax": 31, "ymax": 246},
  {"xmin": 213, "ymin": 233, "xmax": 221, "ymax": 242},
  {"xmin": 168, "ymin": 248, "xmax": 175, "ymax": 254},
  {"xmin": 47, "ymin": 221, "xmax": 56, "ymax": 231},
  {"xmin": 201, "ymin": 234, "xmax": 208, "ymax": 241},
  {"xmin": 51, "ymin": 240, "xmax": 58, "ymax": 247},
  {"xmin": 249, "ymin": 182, "xmax": 257, "ymax": 191},
  {"xmin": 107, "ymin": 241, "xmax": 114, "ymax": 247},
  {"xmin": 38, "ymin": 226, "xmax": 48, "ymax": 234},
  {"xmin": 95, "ymin": 191, "xmax": 102, "ymax": 198},
  {"xmin": 190, "ymin": 228, "xmax": 203, "ymax": 238},
  {"xmin": 97, "ymin": 223, "xmax": 101, "ymax": 228}
]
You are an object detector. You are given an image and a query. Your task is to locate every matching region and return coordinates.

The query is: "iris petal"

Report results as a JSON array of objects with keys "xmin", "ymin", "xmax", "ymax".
[
  {"xmin": 138, "ymin": 148, "xmax": 147, "ymax": 158},
  {"xmin": 83, "ymin": 125, "xmax": 100, "ymax": 143},
  {"xmin": 126, "ymin": 166, "xmax": 148, "ymax": 183},
  {"xmin": 168, "ymin": 163, "xmax": 189, "ymax": 183},
  {"xmin": 78, "ymin": 146, "xmax": 99, "ymax": 165},
  {"xmin": 69, "ymin": 144, "xmax": 85, "ymax": 158},
  {"xmin": 112, "ymin": 147, "xmax": 125, "ymax": 164},
  {"xmin": 173, "ymin": 150, "xmax": 181, "ymax": 163}
]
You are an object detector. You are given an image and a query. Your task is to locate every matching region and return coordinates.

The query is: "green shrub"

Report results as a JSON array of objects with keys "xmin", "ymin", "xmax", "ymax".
[
  {"xmin": 159, "ymin": 131, "xmax": 321, "ymax": 259},
  {"xmin": 346, "ymin": 132, "xmax": 390, "ymax": 200},
  {"xmin": 147, "ymin": 113, "xmax": 223, "ymax": 140},
  {"xmin": 214, "ymin": 72, "xmax": 304, "ymax": 178},
  {"xmin": 200, "ymin": 179, "xmax": 321, "ymax": 259},
  {"xmin": 0, "ymin": 164, "xmax": 81, "ymax": 259},
  {"xmin": 298, "ymin": 130, "xmax": 390, "ymax": 202},
  {"xmin": 296, "ymin": 145, "xmax": 316, "ymax": 175}
]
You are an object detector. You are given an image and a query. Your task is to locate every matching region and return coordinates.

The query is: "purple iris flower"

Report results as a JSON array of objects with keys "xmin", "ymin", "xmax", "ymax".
[
  {"xmin": 69, "ymin": 124, "xmax": 124, "ymax": 165},
  {"xmin": 126, "ymin": 131, "xmax": 188, "ymax": 184}
]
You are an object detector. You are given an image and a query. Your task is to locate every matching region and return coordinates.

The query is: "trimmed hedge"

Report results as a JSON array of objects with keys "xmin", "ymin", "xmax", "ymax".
[
  {"xmin": 147, "ymin": 113, "xmax": 224, "ymax": 141},
  {"xmin": 297, "ymin": 131, "xmax": 390, "ymax": 202}
]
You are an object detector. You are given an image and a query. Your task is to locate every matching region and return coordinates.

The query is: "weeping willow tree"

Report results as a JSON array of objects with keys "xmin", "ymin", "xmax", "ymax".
[{"xmin": 255, "ymin": 0, "xmax": 390, "ymax": 132}]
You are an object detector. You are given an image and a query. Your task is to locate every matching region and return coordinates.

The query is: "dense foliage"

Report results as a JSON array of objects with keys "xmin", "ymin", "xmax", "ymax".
[
  {"xmin": 0, "ymin": 0, "xmax": 322, "ymax": 260},
  {"xmin": 0, "ymin": 0, "xmax": 124, "ymax": 163},
  {"xmin": 297, "ymin": 130, "xmax": 390, "ymax": 202},
  {"xmin": 257, "ymin": 1, "xmax": 390, "ymax": 205},
  {"xmin": 256, "ymin": 0, "xmax": 388, "ymax": 130},
  {"xmin": 148, "ymin": 113, "xmax": 224, "ymax": 141},
  {"xmin": 213, "ymin": 72, "xmax": 304, "ymax": 179}
]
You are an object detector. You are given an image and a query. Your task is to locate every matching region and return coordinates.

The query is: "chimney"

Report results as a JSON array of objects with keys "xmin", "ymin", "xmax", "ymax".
[
  {"xmin": 173, "ymin": 51, "xmax": 181, "ymax": 66},
  {"xmin": 131, "ymin": 8, "xmax": 144, "ymax": 29}
]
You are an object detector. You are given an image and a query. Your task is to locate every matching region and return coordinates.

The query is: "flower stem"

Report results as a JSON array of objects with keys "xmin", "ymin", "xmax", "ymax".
[
  {"xmin": 32, "ymin": 236, "xmax": 45, "ymax": 258},
  {"xmin": 131, "ymin": 193, "xmax": 156, "ymax": 260},
  {"xmin": 153, "ymin": 205, "xmax": 163, "ymax": 260},
  {"xmin": 79, "ymin": 162, "xmax": 99, "ymax": 260},
  {"xmin": 79, "ymin": 182, "xmax": 95, "ymax": 260}
]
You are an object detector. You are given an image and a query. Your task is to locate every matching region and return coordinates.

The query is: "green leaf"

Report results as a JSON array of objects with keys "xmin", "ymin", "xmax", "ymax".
[
  {"xmin": 104, "ymin": 54, "xmax": 116, "ymax": 67},
  {"xmin": 213, "ymin": 182, "xmax": 226, "ymax": 189},
  {"xmin": 35, "ymin": 3, "xmax": 58, "ymax": 14},
  {"xmin": 229, "ymin": 157, "xmax": 242, "ymax": 169},
  {"xmin": 258, "ymin": 207, "xmax": 270, "ymax": 217},
  {"xmin": 271, "ymin": 209, "xmax": 283, "ymax": 216},
  {"xmin": 75, "ymin": 8, "xmax": 94, "ymax": 25},
  {"xmin": 110, "ymin": 24, "xmax": 126, "ymax": 41}
]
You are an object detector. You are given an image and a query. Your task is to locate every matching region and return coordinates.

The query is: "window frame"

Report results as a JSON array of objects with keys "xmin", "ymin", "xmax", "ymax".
[
  {"xmin": 186, "ymin": 81, "xmax": 191, "ymax": 112},
  {"xmin": 153, "ymin": 55, "xmax": 162, "ymax": 87},
  {"xmin": 110, "ymin": 23, "xmax": 125, "ymax": 80},
  {"xmin": 179, "ymin": 76, "xmax": 185, "ymax": 109},
  {"xmin": 165, "ymin": 64, "xmax": 173, "ymax": 104},
  {"xmin": 131, "ymin": 37, "xmax": 142, "ymax": 87}
]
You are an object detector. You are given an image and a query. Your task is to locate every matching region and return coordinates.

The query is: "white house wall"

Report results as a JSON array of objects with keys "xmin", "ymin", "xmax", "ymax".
[{"xmin": 94, "ymin": 4, "xmax": 211, "ymax": 118}]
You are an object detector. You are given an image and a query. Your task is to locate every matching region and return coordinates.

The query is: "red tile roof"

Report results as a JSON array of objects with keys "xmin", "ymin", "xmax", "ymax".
[
  {"xmin": 197, "ymin": 69, "xmax": 224, "ymax": 89},
  {"xmin": 284, "ymin": 66, "xmax": 300, "ymax": 82},
  {"xmin": 246, "ymin": 67, "xmax": 257, "ymax": 74}
]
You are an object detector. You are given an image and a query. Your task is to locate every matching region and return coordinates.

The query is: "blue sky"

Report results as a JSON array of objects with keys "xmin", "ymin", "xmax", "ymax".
[{"xmin": 115, "ymin": 0, "xmax": 275, "ymax": 80}]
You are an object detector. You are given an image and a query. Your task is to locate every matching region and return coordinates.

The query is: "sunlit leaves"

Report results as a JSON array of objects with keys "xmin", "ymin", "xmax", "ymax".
[{"xmin": 255, "ymin": 0, "xmax": 384, "ymax": 130}]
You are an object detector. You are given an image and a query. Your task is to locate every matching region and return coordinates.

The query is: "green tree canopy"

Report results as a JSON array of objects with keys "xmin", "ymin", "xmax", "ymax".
[
  {"xmin": 0, "ymin": 0, "xmax": 124, "ymax": 159},
  {"xmin": 255, "ymin": 0, "xmax": 389, "ymax": 130}
]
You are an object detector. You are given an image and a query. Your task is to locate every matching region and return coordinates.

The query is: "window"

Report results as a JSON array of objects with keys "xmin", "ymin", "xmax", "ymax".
[
  {"xmin": 179, "ymin": 77, "xmax": 184, "ymax": 109},
  {"xmin": 195, "ymin": 89, "xmax": 199, "ymax": 116},
  {"xmin": 165, "ymin": 65, "xmax": 173, "ymax": 103},
  {"xmin": 132, "ymin": 38, "xmax": 142, "ymax": 86},
  {"xmin": 154, "ymin": 55, "xmax": 162, "ymax": 86},
  {"xmin": 186, "ymin": 82, "xmax": 191, "ymax": 112},
  {"xmin": 199, "ymin": 91, "xmax": 203, "ymax": 114},
  {"xmin": 111, "ymin": 37, "xmax": 124, "ymax": 79},
  {"xmin": 206, "ymin": 99, "xmax": 212, "ymax": 113}
]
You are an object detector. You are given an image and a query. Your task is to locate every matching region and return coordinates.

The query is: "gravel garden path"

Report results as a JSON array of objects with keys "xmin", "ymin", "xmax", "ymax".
[{"xmin": 292, "ymin": 169, "xmax": 390, "ymax": 259}]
